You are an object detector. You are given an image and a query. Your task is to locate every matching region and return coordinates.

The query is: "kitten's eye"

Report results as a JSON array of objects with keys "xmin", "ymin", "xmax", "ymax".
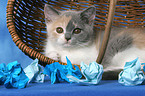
[
  {"xmin": 56, "ymin": 27, "xmax": 63, "ymax": 33},
  {"xmin": 73, "ymin": 28, "xmax": 81, "ymax": 34}
]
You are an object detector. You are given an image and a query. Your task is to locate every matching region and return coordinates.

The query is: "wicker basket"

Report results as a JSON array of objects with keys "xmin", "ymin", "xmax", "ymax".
[{"xmin": 6, "ymin": 0, "xmax": 145, "ymax": 67}]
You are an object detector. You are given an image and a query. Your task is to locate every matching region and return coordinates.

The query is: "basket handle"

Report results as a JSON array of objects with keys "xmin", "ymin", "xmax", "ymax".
[{"xmin": 96, "ymin": 0, "xmax": 117, "ymax": 64}]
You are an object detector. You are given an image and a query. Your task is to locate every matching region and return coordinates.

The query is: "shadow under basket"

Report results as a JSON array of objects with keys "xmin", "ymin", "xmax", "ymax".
[{"xmin": 6, "ymin": 0, "xmax": 145, "ymax": 67}]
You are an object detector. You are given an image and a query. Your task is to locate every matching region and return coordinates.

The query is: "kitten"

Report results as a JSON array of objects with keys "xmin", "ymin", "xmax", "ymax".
[
  {"xmin": 44, "ymin": 4, "xmax": 145, "ymax": 79},
  {"xmin": 44, "ymin": 4, "xmax": 99, "ymax": 65}
]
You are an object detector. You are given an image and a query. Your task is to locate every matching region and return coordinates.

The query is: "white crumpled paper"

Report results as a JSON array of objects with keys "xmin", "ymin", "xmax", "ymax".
[
  {"xmin": 118, "ymin": 57, "xmax": 144, "ymax": 86},
  {"xmin": 24, "ymin": 59, "xmax": 44, "ymax": 83},
  {"xmin": 67, "ymin": 61, "xmax": 104, "ymax": 85}
]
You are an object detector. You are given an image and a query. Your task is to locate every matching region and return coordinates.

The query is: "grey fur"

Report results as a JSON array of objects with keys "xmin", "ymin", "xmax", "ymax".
[
  {"xmin": 80, "ymin": 6, "xmax": 96, "ymax": 25},
  {"xmin": 101, "ymin": 28, "xmax": 134, "ymax": 79},
  {"xmin": 65, "ymin": 33, "xmax": 71, "ymax": 41},
  {"xmin": 62, "ymin": 6, "xmax": 96, "ymax": 48},
  {"xmin": 66, "ymin": 20, "xmax": 75, "ymax": 33},
  {"xmin": 65, "ymin": 20, "xmax": 75, "ymax": 41},
  {"xmin": 102, "ymin": 28, "xmax": 133, "ymax": 69}
]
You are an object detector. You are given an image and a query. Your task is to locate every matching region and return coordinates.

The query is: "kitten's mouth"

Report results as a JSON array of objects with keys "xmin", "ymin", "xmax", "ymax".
[
  {"xmin": 63, "ymin": 43, "xmax": 71, "ymax": 47},
  {"xmin": 63, "ymin": 41, "xmax": 71, "ymax": 47}
]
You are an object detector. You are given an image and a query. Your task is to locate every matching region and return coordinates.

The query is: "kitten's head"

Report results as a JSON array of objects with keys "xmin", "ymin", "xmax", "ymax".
[{"xmin": 44, "ymin": 4, "xmax": 96, "ymax": 48}]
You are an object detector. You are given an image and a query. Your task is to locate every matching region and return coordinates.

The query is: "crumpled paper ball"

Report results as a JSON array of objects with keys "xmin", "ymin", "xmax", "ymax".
[
  {"xmin": 0, "ymin": 63, "xmax": 7, "ymax": 85},
  {"xmin": 24, "ymin": 59, "xmax": 44, "ymax": 83},
  {"xmin": 43, "ymin": 57, "xmax": 82, "ymax": 84},
  {"xmin": 118, "ymin": 57, "xmax": 144, "ymax": 86},
  {"xmin": 81, "ymin": 62, "xmax": 104, "ymax": 84},
  {"xmin": 44, "ymin": 62, "xmax": 69, "ymax": 84},
  {"xmin": 0, "ymin": 61, "xmax": 29, "ymax": 89},
  {"xmin": 67, "ymin": 62, "xmax": 104, "ymax": 85}
]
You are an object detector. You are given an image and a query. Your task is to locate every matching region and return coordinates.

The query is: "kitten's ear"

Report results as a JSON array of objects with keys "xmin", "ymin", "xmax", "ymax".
[
  {"xmin": 80, "ymin": 6, "xmax": 96, "ymax": 25},
  {"xmin": 44, "ymin": 4, "xmax": 60, "ymax": 23}
]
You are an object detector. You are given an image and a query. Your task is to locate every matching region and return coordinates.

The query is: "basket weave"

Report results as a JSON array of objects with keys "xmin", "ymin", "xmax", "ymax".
[{"xmin": 6, "ymin": 0, "xmax": 145, "ymax": 67}]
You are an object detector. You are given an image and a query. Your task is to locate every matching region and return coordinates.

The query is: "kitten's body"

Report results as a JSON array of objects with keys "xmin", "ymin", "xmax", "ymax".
[
  {"xmin": 44, "ymin": 4, "xmax": 145, "ymax": 79},
  {"xmin": 102, "ymin": 27, "xmax": 145, "ymax": 79},
  {"xmin": 102, "ymin": 28, "xmax": 145, "ymax": 69}
]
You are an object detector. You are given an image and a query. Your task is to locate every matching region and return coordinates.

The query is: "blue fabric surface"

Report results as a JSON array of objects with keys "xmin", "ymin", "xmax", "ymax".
[
  {"xmin": 1, "ymin": 77, "xmax": 145, "ymax": 96},
  {"xmin": 1, "ymin": 0, "xmax": 145, "ymax": 96}
]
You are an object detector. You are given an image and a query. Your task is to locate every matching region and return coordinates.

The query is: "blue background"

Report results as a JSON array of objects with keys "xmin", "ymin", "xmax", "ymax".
[{"xmin": 0, "ymin": 0, "xmax": 33, "ymax": 68}]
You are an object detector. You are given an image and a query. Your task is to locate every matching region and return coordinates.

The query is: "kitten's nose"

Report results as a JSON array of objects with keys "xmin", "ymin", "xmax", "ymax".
[
  {"xmin": 65, "ymin": 33, "xmax": 71, "ymax": 41},
  {"xmin": 65, "ymin": 37, "xmax": 71, "ymax": 41}
]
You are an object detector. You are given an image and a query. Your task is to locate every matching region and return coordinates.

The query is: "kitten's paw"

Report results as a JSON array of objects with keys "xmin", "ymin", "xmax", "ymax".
[{"xmin": 46, "ymin": 51, "xmax": 60, "ymax": 61}]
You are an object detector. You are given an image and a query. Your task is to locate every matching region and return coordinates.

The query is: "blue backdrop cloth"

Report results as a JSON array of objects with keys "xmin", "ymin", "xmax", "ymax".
[
  {"xmin": 1, "ymin": 0, "xmax": 145, "ymax": 96},
  {"xmin": 1, "ymin": 78, "xmax": 145, "ymax": 96}
]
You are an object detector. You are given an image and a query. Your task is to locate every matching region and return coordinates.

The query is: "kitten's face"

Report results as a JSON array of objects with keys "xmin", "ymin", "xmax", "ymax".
[{"xmin": 44, "ymin": 4, "xmax": 96, "ymax": 48}]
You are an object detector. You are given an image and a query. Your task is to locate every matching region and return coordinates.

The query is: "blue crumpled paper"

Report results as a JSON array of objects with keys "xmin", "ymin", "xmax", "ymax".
[
  {"xmin": 118, "ymin": 57, "xmax": 144, "ymax": 86},
  {"xmin": 0, "ymin": 63, "xmax": 7, "ymax": 85},
  {"xmin": 0, "ymin": 61, "xmax": 29, "ymax": 89},
  {"xmin": 67, "ymin": 62, "xmax": 104, "ymax": 85},
  {"xmin": 24, "ymin": 59, "xmax": 44, "ymax": 83},
  {"xmin": 43, "ymin": 57, "xmax": 82, "ymax": 84}
]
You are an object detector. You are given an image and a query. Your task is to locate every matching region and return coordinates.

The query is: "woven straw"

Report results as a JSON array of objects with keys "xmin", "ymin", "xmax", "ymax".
[{"xmin": 6, "ymin": 0, "xmax": 145, "ymax": 67}]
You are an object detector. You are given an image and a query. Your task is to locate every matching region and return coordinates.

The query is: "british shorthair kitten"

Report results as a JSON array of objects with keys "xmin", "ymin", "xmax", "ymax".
[{"xmin": 44, "ymin": 4, "xmax": 145, "ymax": 79}]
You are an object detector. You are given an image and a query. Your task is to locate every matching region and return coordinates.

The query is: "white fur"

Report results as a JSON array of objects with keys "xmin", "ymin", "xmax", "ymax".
[
  {"xmin": 104, "ymin": 46, "xmax": 145, "ymax": 71},
  {"xmin": 44, "ymin": 40, "xmax": 98, "ymax": 65}
]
